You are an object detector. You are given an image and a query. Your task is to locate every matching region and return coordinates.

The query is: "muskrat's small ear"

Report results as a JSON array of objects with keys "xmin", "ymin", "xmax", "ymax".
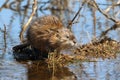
[
  {"xmin": 54, "ymin": 30, "xmax": 59, "ymax": 33},
  {"xmin": 56, "ymin": 29, "xmax": 59, "ymax": 33}
]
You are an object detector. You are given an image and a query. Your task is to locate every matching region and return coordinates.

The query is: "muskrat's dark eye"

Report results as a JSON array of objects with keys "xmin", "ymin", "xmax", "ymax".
[
  {"xmin": 66, "ymin": 35, "xmax": 69, "ymax": 38},
  {"xmin": 56, "ymin": 34, "xmax": 60, "ymax": 38}
]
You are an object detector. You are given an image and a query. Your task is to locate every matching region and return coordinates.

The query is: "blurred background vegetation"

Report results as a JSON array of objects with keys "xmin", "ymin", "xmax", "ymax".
[
  {"xmin": 0, "ymin": 0, "xmax": 120, "ymax": 55},
  {"xmin": 0, "ymin": 1, "xmax": 120, "ymax": 80}
]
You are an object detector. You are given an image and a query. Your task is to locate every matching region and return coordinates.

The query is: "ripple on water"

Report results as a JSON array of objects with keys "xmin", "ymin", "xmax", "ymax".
[
  {"xmin": 67, "ymin": 53, "xmax": 120, "ymax": 80},
  {"xmin": 0, "ymin": 60, "xmax": 28, "ymax": 80}
]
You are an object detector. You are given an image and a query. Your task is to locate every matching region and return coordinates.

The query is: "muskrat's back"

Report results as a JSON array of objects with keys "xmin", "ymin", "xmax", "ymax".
[
  {"xmin": 28, "ymin": 15, "xmax": 63, "ymax": 30},
  {"xmin": 27, "ymin": 15, "xmax": 76, "ymax": 54}
]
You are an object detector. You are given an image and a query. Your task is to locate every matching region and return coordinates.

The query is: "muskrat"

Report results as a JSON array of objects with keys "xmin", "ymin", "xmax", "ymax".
[{"xmin": 13, "ymin": 15, "xmax": 76, "ymax": 58}]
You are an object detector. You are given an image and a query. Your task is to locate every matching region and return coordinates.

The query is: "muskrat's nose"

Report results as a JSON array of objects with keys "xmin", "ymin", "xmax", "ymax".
[
  {"xmin": 73, "ymin": 40, "xmax": 76, "ymax": 44},
  {"xmin": 73, "ymin": 40, "xmax": 79, "ymax": 47},
  {"xmin": 70, "ymin": 40, "xmax": 77, "ymax": 47},
  {"xmin": 72, "ymin": 38, "xmax": 77, "ymax": 44}
]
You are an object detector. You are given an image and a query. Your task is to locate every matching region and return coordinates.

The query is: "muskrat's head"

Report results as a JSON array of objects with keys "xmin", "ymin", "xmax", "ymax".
[
  {"xmin": 49, "ymin": 27, "xmax": 76, "ymax": 50},
  {"xmin": 26, "ymin": 15, "xmax": 76, "ymax": 54}
]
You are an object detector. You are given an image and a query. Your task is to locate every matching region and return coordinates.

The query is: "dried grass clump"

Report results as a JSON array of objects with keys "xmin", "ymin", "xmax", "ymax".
[
  {"xmin": 47, "ymin": 38, "xmax": 120, "ymax": 64},
  {"xmin": 74, "ymin": 39, "xmax": 120, "ymax": 60}
]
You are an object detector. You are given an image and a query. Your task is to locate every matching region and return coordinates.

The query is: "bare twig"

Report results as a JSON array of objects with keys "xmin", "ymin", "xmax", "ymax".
[
  {"xmin": 21, "ymin": 0, "xmax": 30, "ymax": 26},
  {"xmin": 67, "ymin": 0, "xmax": 86, "ymax": 28},
  {"xmin": 3, "ymin": 24, "xmax": 7, "ymax": 52},
  {"xmin": 92, "ymin": 0, "xmax": 117, "ymax": 22},
  {"xmin": 100, "ymin": 21, "xmax": 120, "ymax": 38},
  {"xmin": 2, "ymin": 24, "xmax": 7, "ymax": 56},
  {"xmin": 92, "ymin": 7, "xmax": 96, "ymax": 39},
  {"xmin": 20, "ymin": 0, "xmax": 37, "ymax": 42},
  {"xmin": 92, "ymin": 0, "xmax": 120, "ymax": 38},
  {"xmin": 0, "ymin": 0, "xmax": 9, "ymax": 11}
]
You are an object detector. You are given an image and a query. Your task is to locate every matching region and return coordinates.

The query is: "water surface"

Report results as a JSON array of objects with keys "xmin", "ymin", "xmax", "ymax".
[{"xmin": 0, "ymin": 0, "xmax": 120, "ymax": 80}]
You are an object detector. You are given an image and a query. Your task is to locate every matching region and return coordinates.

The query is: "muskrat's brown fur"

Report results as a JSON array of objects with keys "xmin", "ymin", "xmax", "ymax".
[
  {"xmin": 13, "ymin": 16, "xmax": 75, "ymax": 57},
  {"xmin": 13, "ymin": 15, "xmax": 76, "ymax": 59}
]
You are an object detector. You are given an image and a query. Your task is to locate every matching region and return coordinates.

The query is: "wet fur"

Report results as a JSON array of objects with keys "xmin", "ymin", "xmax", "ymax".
[
  {"xmin": 13, "ymin": 15, "xmax": 76, "ymax": 59},
  {"xmin": 27, "ymin": 15, "xmax": 76, "ymax": 54}
]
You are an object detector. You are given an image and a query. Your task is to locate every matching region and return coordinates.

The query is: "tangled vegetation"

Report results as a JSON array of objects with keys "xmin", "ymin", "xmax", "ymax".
[{"xmin": 47, "ymin": 37, "xmax": 120, "ymax": 65}]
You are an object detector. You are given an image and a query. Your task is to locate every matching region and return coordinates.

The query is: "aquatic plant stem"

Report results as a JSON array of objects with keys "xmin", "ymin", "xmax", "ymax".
[{"xmin": 20, "ymin": 0, "xmax": 37, "ymax": 42}]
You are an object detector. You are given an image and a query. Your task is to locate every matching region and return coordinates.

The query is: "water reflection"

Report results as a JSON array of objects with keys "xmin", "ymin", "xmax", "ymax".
[
  {"xmin": 21, "ymin": 61, "xmax": 77, "ymax": 80},
  {"xmin": 68, "ymin": 54, "xmax": 120, "ymax": 80},
  {"xmin": 0, "ymin": 0, "xmax": 120, "ymax": 80},
  {"xmin": 0, "ymin": 60, "xmax": 27, "ymax": 80},
  {"xmin": 0, "ymin": 53, "xmax": 120, "ymax": 80}
]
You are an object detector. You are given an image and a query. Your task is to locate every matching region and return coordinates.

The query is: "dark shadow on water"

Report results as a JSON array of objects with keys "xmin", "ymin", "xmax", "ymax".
[
  {"xmin": 12, "ymin": 47, "xmax": 77, "ymax": 80},
  {"xmin": 25, "ymin": 61, "xmax": 77, "ymax": 80},
  {"xmin": 1, "ymin": 50, "xmax": 120, "ymax": 80}
]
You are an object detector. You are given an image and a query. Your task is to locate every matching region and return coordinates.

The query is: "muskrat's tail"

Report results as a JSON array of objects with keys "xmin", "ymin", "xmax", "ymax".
[{"xmin": 12, "ymin": 42, "xmax": 30, "ymax": 52}]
